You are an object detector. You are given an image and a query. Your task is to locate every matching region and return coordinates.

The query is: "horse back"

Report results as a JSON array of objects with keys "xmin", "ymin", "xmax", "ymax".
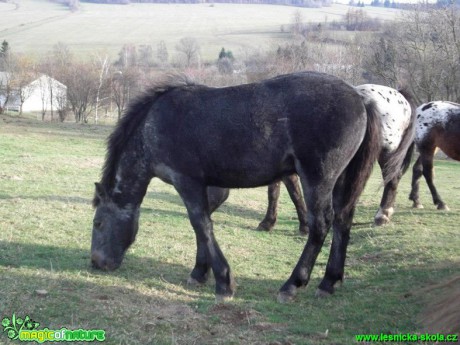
[{"xmin": 146, "ymin": 72, "xmax": 367, "ymax": 188}]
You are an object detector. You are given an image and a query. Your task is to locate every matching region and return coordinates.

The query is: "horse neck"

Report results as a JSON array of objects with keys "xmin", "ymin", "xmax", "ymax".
[{"xmin": 110, "ymin": 153, "xmax": 151, "ymax": 208}]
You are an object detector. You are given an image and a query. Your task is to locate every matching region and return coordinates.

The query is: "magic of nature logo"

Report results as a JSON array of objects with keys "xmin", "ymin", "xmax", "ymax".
[{"xmin": 2, "ymin": 313, "xmax": 105, "ymax": 343}]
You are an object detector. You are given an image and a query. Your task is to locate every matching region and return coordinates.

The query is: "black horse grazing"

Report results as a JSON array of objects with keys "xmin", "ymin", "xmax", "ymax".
[
  {"xmin": 91, "ymin": 72, "xmax": 399, "ymax": 302},
  {"xmin": 409, "ymin": 101, "xmax": 460, "ymax": 210},
  {"xmin": 258, "ymin": 84, "xmax": 416, "ymax": 233}
]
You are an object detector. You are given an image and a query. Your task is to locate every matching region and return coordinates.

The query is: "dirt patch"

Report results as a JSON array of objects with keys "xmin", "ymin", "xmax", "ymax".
[
  {"xmin": 208, "ymin": 303, "xmax": 262, "ymax": 326},
  {"xmin": 200, "ymin": 303, "xmax": 289, "ymax": 344}
]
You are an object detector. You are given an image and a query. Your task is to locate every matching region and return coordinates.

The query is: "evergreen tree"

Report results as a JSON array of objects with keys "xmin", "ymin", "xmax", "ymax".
[
  {"xmin": 0, "ymin": 40, "xmax": 9, "ymax": 58},
  {"xmin": 218, "ymin": 47, "xmax": 234, "ymax": 61},
  {"xmin": 219, "ymin": 48, "xmax": 227, "ymax": 59}
]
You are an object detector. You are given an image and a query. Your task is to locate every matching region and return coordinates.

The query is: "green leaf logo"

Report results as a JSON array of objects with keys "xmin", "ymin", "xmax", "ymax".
[{"xmin": 2, "ymin": 314, "xmax": 40, "ymax": 340}]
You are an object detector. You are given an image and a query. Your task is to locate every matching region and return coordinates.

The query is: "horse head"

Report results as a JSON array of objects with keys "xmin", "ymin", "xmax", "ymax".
[{"xmin": 91, "ymin": 182, "xmax": 140, "ymax": 271}]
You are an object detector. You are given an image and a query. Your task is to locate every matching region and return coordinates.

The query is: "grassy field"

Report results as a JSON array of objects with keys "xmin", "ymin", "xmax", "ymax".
[
  {"xmin": 0, "ymin": 113, "xmax": 458, "ymax": 344},
  {"xmin": 0, "ymin": 0, "xmax": 404, "ymax": 60}
]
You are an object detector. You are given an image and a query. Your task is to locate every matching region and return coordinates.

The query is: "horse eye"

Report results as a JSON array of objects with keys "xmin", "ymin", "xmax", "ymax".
[{"xmin": 93, "ymin": 220, "xmax": 103, "ymax": 229}]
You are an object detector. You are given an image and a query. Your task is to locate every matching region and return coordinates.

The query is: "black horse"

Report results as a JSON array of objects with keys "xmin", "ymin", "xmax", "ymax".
[
  {"xmin": 91, "ymin": 72, "xmax": 400, "ymax": 302},
  {"xmin": 258, "ymin": 84, "xmax": 416, "ymax": 233}
]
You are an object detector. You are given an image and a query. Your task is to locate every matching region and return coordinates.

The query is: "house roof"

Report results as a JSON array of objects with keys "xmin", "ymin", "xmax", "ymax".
[{"xmin": 0, "ymin": 72, "xmax": 67, "ymax": 89}]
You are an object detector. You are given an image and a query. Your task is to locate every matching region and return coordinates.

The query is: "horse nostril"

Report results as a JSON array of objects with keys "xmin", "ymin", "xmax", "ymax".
[{"xmin": 91, "ymin": 251, "xmax": 106, "ymax": 269}]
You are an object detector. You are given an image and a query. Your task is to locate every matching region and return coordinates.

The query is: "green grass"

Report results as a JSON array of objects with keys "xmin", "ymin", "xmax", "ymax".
[
  {"xmin": 0, "ymin": 0, "xmax": 404, "ymax": 60},
  {"xmin": 0, "ymin": 114, "xmax": 459, "ymax": 344}
]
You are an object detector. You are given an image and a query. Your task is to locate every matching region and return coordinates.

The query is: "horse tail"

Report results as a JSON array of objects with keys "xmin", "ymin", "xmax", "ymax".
[
  {"xmin": 343, "ymin": 99, "xmax": 382, "ymax": 213},
  {"xmin": 383, "ymin": 87, "xmax": 417, "ymax": 183}
]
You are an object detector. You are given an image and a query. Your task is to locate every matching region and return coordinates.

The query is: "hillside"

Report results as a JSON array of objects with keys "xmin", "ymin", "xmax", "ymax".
[{"xmin": 0, "ymin": 0, "xmax": 404, "ymax": 60}]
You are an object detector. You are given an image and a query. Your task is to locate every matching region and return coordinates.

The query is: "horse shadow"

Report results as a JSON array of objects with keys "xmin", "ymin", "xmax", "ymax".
[{"xmin": 0, "ymin": 240, "xmax": 285, "ymax": 304}]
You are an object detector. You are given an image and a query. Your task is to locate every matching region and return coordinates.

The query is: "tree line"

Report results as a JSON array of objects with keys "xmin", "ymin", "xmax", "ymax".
[
  {"xmin": 60, "ymin": 0, "xmax": 332, "ymax": 7},
  {"xmin": 1, "ymin": 5, "xmax": 459, "ymax": 123}
]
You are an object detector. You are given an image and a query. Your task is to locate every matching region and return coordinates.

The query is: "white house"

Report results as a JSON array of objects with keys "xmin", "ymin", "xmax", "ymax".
[{"xmin": 0, "ymin": 72, "xmax": 67, "ymax": 114}]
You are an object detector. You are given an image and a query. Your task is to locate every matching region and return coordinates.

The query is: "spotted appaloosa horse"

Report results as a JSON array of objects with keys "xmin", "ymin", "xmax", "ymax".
[
  {"xmin": 258, "ymin": 84, "xmax": 416, "ymax": 233},
  {"xmin": 90, "ymin": 72, "xmax": 403, "ymax": 302},
  {"xmin": 409, "ymin": 101, "xmax": 460, "ymax": 210}
]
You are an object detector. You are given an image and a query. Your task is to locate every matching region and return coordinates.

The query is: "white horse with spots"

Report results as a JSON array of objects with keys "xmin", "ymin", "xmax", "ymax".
[
  {"xmin": 409, "ymin": 101, "xmax": 460, "ymax": 210},
  {"xmin": 357, "ymin": 84, "xmax": 416, "ymax": 225},
  {"xmin": 258, "ymin": 84, "xmax": 416, "ymax": 232}
]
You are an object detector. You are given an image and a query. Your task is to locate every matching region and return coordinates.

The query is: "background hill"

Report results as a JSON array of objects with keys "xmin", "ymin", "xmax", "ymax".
[{"xmin": 0, "ymin": 0, "xmax": 403, "ymax": 59}]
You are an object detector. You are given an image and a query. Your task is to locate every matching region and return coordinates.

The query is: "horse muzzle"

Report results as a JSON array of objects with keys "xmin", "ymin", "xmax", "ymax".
[{"xmin": 91, "ymin": 250, "xmax": 121, "ymax": 271}]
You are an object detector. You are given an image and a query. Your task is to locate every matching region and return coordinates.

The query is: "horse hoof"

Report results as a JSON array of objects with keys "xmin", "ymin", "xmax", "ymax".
[
  {"xmin": 315, "ymin": 288, "xmax": 332, "ymax": 298},
  {"xmin": 187, "ymin": 277, "xmax": 205, "ymax": 286},
  {"xmin": 412, "ymin": 202, "xmax": 424, "ymax": 209},
  {"xmin": 277, "ymin": 291, "xmax": 295, "ymax": 304},
  {"xmin": 215, "ymin": 294, "xmax": 233, "ymax": 304},
  {"xmin": 437, "ymin": 204, "xmax": 449, "ymax": 211},
  {"xmin": 374, "ymin": 215, "xmax": 390, "ymax": 226},
  {"xmin": 256, "ymin": 222, "xmax": 273, "ymax": 232}
]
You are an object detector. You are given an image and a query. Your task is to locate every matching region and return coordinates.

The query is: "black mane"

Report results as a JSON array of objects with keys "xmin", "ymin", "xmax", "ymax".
[{"xmin": 93, "ymin": 74, "xmax": 196, "ymax": 206}]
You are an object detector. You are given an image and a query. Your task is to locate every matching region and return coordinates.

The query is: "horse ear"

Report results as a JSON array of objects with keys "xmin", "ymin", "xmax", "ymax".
[{"xmin": 93, "ymin": 182, "xmax": 107, "ymax": 207}]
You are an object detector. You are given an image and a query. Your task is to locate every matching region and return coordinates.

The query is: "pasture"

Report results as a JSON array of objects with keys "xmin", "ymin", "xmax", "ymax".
[
  {"xmin": 0, "ymin": 113, "xmax": 459, "ymax": 344},
  {"xmin": 0, "ymin": 0, "xmax": 404, "ymax": 60}
]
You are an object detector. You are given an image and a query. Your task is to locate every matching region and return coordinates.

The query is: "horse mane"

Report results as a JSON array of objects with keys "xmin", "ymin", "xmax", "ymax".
[{"xmin": 94, "ymin": 73, "xmax": 196, "ymax": 206}]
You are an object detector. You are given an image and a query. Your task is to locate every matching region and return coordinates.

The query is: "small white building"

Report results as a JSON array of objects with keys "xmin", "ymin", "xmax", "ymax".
[{"xmin": 0, "ymin": 73, "xmax": 67, "ymax": 114}]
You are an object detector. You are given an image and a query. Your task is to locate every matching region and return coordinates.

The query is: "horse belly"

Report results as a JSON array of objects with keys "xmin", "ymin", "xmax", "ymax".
[
  {"xmin": 201, "ymin": 141, "xmax": 295, "ymax": 188},
  {"xmin": 437, "ymin": 130, "xmax": 460, "ymax": 161}
]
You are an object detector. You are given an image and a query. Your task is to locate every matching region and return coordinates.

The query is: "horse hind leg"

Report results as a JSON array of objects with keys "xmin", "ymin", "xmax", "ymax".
[
  {"xmin": 283, "ymin": 174, "xmax": 308, "ymax": 235},
  {"xmin": 257, "ymin": 181, "xmax": 281, "ymax": 232},
  {"xmin": 316, "ymin": 173, "xmax": 354, "ymax": 296},
  {"xmin": 421, "ymin": 151, "xmax": 449, "ymax": 210},
  {"xmin": 317, "ymin": 119, "xmax": 381, "ymax": 295},
  {"xmin": 409, "ymin": 155, "xmax": 424, "ymax": 209},
  {"xmin": 259, "ymin": 175, "xmax": 308, "ymax": 235},
  {"xmin": 374, "ymin": 154, "xmax": 400, "ymax": 226},
  {"xmin": 278, "ymin": 172, "xmax": 335, "ymax": 303}
]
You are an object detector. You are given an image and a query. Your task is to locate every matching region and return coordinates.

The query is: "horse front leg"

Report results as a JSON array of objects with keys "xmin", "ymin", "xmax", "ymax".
[
  {"xmin": 409, "ymin": 155, "xmax": 424, "ymax": 208},
  {"xmin": 175, "ymin": 178, "xmax": 235, "ymax": 301},
  {"xmin": 257, "ymin": 181, "xmax": 281, "ymax": 232},
  {"xmin": 283, "ymin": 174, "xmax": 308, "ymax": 235}
]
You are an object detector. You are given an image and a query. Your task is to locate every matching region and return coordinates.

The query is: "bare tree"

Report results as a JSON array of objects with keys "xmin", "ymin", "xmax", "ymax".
[
  {"xmin": 111, "ymin": 66, "xmax": 140, "ymax": 120},
  {"xmin": 157, "ymin": 40, "xmax": 169, "ymax": 68},
  {"xmin": 116, "ymin": 44, "xmax": 138, "ymax": 68},
  {"xmin": 291, "ymin": 10, "xmax": 306, "ymax": 36},
  {"xmin": 0, "ymin": 47, "xmax": 15, "ymax": 114},
  {"xmin": 15, "ymin": 55, "xmax": 38, "ymax": 115},
  {"xmin": 175, "ymin": 37, "xmax": 201, "ymax": 68},
  {"xmin": 66, "ymin": 62, "xmax": 98, "ymax": 123},
  {"xmin": 365, "ymin": 6, "xmax": 460, "ymax": 103},
  {"xmin": 92, "ymin": 53, "xmax": 110, "ymax": 124}
]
